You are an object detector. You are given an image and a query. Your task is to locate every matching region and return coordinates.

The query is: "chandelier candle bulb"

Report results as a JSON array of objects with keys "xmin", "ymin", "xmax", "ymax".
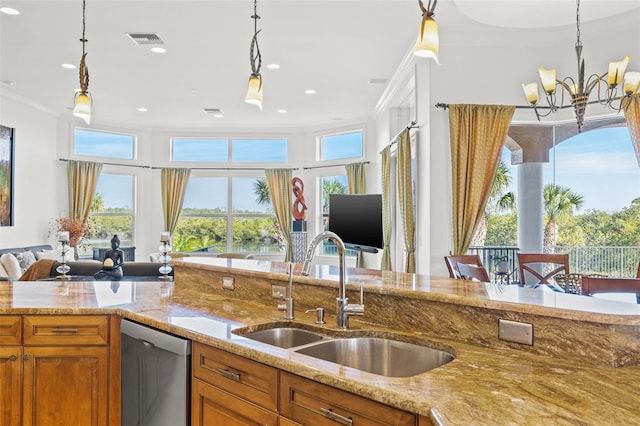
[
  {"xmin": 623, "ymin": 72, "xmax": 640, "ymax": 95},
  {"xmin": 607, "ymin": 56, "xmax": 630, "ymax": 86},
  {"xmin": 522, "ymin": 83, "xmax": 539, "ymax": 104},
  {"xmin": 537, "ymin": 67, "xmax": 557, "ymax": 93}
]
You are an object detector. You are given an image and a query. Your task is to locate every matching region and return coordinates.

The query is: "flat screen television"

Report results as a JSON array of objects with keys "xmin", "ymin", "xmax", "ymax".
[{"xmin": 328, "ymin": 194, "xmax": 383, "ymax": 253}]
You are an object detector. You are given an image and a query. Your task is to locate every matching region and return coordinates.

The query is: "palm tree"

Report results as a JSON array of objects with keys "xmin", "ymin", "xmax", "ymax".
[
  {"xmin": 322, "ymin": 179, "xmax": 347, "ymax": 214},
  {"xmin": 254, "ymin": 178, "xmax": 271, "ymax": 206},
  {"xmin": 471, "ymin": 160, "xmax": 516, "ymax": 247},
  {"xmin": 543, "ymin": 183, "xmax": 584, "ymax": 250}
]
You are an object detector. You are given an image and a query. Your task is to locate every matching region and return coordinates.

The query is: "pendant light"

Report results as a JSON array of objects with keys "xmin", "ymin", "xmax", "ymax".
[{"xmin": 73, "ymin": 0, "xmax": 92, "ymax": 125}]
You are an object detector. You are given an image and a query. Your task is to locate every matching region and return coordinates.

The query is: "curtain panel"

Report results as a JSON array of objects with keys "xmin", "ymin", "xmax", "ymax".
[
  {"xmin": 397, "ymin": 128, "xmax": 416, "ymax": 273},
  {"xmin": 380, "ymin": 146, "xmax": 393, "ymax": 271},
  {"xmin": 624, "ymin": 93, "xmax": 640, "ymax": 168},
  {"xmin": 161, "ymin": 168, "xmax": 191, "ymax": 235},
  {"xmin": 265, "ymin": 168, "xmax": 293, "ymax": 262},
  {"xmin": 67, "ymin": 160, "xmax": 103, "ymax": 221},
  {"xmin": 448, "ymin": 104, "xmax": 515, "ymax": 255},
  {"xmin": 345, "ymin": 162, "xmax": 367, "ymax": 267}
]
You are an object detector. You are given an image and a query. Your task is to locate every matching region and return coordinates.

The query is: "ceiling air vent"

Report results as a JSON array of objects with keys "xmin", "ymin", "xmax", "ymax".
[
  {"xmin": 126, "ymin": 33, "xmax": 165, "ymax": 45},
  {"xmin": 203, "ymin": 108, "xmax": 224, "ymax": 117}
]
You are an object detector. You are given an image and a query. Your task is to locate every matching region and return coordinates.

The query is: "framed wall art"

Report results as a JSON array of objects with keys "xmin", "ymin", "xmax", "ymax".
[{"xmin": 0, "ymin": 125, "xmax": 15, "ymax": 226}]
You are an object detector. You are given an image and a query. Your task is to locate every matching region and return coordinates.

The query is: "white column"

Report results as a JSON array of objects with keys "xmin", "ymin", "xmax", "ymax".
[{"xmin": 517, "ymin": 162, "xmax": 543, "ymax": 253}]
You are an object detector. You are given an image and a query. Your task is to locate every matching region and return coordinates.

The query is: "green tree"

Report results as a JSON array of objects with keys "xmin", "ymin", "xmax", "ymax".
[
  {"xmin": 472, "ymin": 160, "xmax": 516, "ymax": 247},
  {"xmin": 322, "ymin": 179, "xmax": 347, "ymax": 214},
  {"xmin": 254, "ymin": 178, "xmax": 271, "ymax": 206},
  {"xmin": 543, "ymin": 183, "xmax": 584, "ymax": 249}
]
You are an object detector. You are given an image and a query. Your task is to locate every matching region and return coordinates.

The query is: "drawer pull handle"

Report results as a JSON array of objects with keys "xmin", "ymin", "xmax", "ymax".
[
  {"xmin": 23, "ymin": 354, "xmax": 30, "ymax": 361},
  {"xmin": 9, "ymin": 354, "xmax": 17, "ymax": 361},
  {"xmin": 319, "ymin": 408, "xmax": 353, "ymax": 425},
  {"xmin": 216, "ymin": 368, "xmax": 241, "ymax": 382},
  {"xmin": 52, "ymin": 328, "xmax": 79, "ymax": 334}
]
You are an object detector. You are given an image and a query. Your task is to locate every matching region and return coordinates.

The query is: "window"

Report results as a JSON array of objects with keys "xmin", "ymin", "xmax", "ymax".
[
  {"xmin": 74, "ymin": 128, "xmax": 135, "ymax": 160},
  {"xmin": 174, "ymin": 176, "xmax": 279, "ymax": 253},
  {"xmin": 320, "ymin": 175, "xmax": 354, "ymax": 255},
  {"xmin": 320, "ymin": 130, "xmax": 363, "ymax": 161},
  {"xmin": 171, "ymin": 138, "xmax": 288, "ymax": 163},
  {"xmin": 86, "ymin": 173, "xmax": 135, "ymax": 254}
]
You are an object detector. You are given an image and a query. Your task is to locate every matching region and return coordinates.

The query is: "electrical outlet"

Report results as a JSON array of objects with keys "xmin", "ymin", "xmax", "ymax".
[
  {"xmin": 222, "ymin": 276, "xmax": 235, "ymax": 290},
  {"xmin": 272, "ymin": 285, "xmax": 286, "ymax": 299},
  {"xmin": 498, "ymin": 319, "xmax": 533, "ymax": 345}
]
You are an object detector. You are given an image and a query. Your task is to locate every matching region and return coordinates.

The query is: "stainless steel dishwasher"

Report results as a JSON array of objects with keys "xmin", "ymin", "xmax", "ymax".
[{"xmin": 121, "ymin": 319, "xmax": 191, "ymax": 426}]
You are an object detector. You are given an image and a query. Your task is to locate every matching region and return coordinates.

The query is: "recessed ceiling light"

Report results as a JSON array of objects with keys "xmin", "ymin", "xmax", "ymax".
[
  {"xmin": 150, "ymin": 47, "xmax": 167, "ymax": 53},
  {"xmin": 266, "ymin": 63, "xmax": 280, "ymax": 70},
  {"xmin": 305, "ymin": 89, "xmax": 316, "ymax": 95},
  {"xmin": 0, "ymin": 7, "xmax": 20, "ymax": 15},
  {"xmin": 277, "ymin": 109, "xmax": 287, "ymax": 114},
  {"xmin": 0, "ymin": 80, "xmax": 16, "ymax": 87},
  {"xmin": 191, "ymin": 89, "xmax": 199, "ymax": 93},
  {"xmin": 137, "ymin": 108, "xmax": 148, "ymax": 112},
  {"xmin": 62, "ymin": 63, "xmax": 76, "ymax": 69}
]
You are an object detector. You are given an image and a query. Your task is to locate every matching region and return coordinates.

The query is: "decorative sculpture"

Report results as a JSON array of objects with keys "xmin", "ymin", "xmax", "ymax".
[
  {"xmin": 94, "ymin": 234, "xmax": 124, "ymax": 280},
  {"xmin": 291, "ymin": 177, "xmax": 307, "ymax": 221}
]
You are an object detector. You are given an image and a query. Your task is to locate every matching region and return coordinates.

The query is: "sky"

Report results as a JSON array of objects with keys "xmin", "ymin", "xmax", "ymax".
[{"xmin": 502, "ymin": 127, "xmax": 640, "ymax": 213}]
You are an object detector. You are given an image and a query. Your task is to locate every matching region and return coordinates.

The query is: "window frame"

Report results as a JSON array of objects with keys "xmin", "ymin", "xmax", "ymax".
[
  {"xmin": 170, "ymin": 136, "xmax": 289, "ymax": 164},
  {"xmin": 317, "ymin": 127, "xmax": 365, "ymax": 163},
  {"xmin": 72, "ymin": 125, "xmax": 138, "ymax": 162}
]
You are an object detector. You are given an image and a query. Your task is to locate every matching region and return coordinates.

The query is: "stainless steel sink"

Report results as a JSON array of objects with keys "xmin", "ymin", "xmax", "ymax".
[
  {"xmin": 239, "ymin": 327, "xmax": 325, "ymax": 349},
  {"xmin": 294, "ymin": 337, "xmax": 455, "ymax": 377}
]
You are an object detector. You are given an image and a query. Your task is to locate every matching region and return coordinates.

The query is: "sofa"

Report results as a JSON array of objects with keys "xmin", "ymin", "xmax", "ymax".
[
  {"xmin": 0, "ymin": 245, "xmax": 55, "ymax": 280},
  {"xmin": 19, "ymin": 260, "xmax": 172, "ymax": 281}
]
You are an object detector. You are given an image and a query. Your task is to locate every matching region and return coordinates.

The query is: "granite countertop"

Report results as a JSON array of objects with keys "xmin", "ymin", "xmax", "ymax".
[{"xmin": 2, "ymin": 277, "xmax": 639, "ymax": 425}]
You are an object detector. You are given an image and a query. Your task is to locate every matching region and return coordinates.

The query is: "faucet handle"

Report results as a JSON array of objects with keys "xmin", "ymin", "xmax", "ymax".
[{"xmin": 358, "ymin": 281, "xmax": 364, "ymax": 305}]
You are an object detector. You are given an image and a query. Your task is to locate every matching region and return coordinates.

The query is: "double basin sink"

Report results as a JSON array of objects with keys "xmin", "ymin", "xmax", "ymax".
[{"xmin": 233, "ymin": 324, "xmax": 455, "ymax": 378}]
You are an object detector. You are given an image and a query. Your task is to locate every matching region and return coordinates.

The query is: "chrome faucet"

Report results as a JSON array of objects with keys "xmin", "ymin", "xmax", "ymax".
[
  {"xmin": 301, "ymin": 231, "xmax": 364, "ymax": 329},
  {"xmin": 277, "ymin": 262, "xmax": 295, "ymax": 320}
]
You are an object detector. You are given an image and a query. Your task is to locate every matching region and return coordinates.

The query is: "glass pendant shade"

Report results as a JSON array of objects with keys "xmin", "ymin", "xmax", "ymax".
[
  {"xmin": 521, "ymin": 83, "xmax": 539, "ymax": 104},
  {"xmin": 73, "ymin": 92, "xmax": 92, "ymax": 124},
  {"xmin": 245, "ymin": 75, "xmax": 263, "ymax": 110},
  {"xmin": 607, "ymin": 55, "xmax": 630, "ymax": 86},
  {"xmin": 537, "ymin": 67, "xmax": 557, "ymax": 94},
  {"xmin": 413, "ymin": 16, "xmax": 440, "ymax": 64},
  {"xmin": 623, "ymin": 72, "xmax": 640, "ymax": 95}
]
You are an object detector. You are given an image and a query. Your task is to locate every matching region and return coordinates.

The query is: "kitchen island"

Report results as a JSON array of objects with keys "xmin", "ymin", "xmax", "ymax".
[{"xmin": 2, "ymin": 257, "xmax": 640, "ymax": 425}]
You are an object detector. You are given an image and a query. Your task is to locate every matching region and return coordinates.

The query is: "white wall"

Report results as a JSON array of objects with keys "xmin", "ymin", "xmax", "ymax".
[{"xmin": 0, "ymin": 95, "xmax": 59, "ymax": 248}]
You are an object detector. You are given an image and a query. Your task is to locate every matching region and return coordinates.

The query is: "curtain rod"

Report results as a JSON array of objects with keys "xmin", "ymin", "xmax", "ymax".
[
  {"xmin": 303, "ymin": 160, "xmax": 370, "ymax": 171},
  {"xmin": 435, "ymin": 102, "xmax": 551, "ymax": 110},
  {"xmin": 59, "ymin": 158, "xmax": 300, "ymax": 171},
  {"xmin": 381, "ymin": 121, "xmax": 419, "ymax": 153}
]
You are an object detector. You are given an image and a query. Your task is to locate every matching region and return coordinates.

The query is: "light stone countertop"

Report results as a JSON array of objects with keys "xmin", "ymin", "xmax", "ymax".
[{"xmin": 2, "ymin": 259, "xmax": 640, "ymax": 425}]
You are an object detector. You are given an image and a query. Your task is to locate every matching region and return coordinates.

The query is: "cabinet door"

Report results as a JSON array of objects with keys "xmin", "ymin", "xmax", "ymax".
[
  {"xmin": 192, "ymin": 378, "xmax": 277, "ymax": 426},
  {"xmin": 280, "ymin": 372, "xmax": 416, "ymax": 426},
  {"xmin": 0, "ymin": 347, "xmax": 22, "ymax": 426},
  {"xmin": 22, "ymin": 346, "xmax": 109, "ymax": 426}
]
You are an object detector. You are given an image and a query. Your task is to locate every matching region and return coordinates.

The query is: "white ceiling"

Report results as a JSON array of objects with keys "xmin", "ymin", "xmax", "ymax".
[{"xmin": 1, "ymin": 0, "xmax": 639, "ymax": 130}]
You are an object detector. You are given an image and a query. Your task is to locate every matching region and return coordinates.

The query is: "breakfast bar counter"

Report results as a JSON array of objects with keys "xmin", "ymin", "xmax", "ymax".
[{"xmin": 2, "ymin": 257, "xmax": 640, "ymax": 425}]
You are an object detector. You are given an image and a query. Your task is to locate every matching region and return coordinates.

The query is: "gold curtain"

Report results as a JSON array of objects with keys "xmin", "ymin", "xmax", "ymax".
[
  {"xmin": 397, "ymin": 128, "xmax": 416, "ymax": 273},
  {"xmin": 449, "ymin": 104, "xmax": 515, "ymax": 255},
  {"xmin": 67, "ymin": 160, "xmax": 103, "ymax": 221},
  {"xmin": 380, "ymin": 146, "xmax": 393, "ymax": 271},
  {"xmin": 345, "ymin": 162, "xmax": 367, "ymax": 267},
  {"xmin": 266, "ymin": 168, "xmax": 293, "ymax": 262},
  {"xmin": 161, "ymin": 168, "xmax": 191, "ymax": 235},
  {"xmin": 623, "ymin": 93, "xmax": 640, "ymax": 168}
]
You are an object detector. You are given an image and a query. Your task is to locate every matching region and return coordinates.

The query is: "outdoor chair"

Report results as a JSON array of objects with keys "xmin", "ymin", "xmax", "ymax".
[
  {"xmin": 517, "ymin": 253, "xmax": 569, "ymax": 286},
  {"xmin": 444, "ymin": 254, "xmax": 484, "ymax": 279}
]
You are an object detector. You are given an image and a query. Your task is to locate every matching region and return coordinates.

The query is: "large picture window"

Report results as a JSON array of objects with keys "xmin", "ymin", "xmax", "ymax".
[
  {"xmin": 86, "ymin": 173, "xmax": 135, "ymax": 253},
  {"xmin": 174, "ymin": 176, "xmax": 279, "ymax": 253},
  {"xmin": 172, "ymin": 138, "xmax": 288, "ymax": 163}
]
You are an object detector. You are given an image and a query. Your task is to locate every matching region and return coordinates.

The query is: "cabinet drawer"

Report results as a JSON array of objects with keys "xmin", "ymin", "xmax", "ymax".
[
  {"xmin": 23, "ymin": 316, "xmax": 109, "ymax": 346},
  {"xmin": 192, "ymin": 378, "xmax": 277, "ymax": 426},
  {"xmin": 280, "ymin": 372, "xmax": 416, "ymax": 426},
  {"xmin": 0, "ymin": 316, "xmax": 22, "ymax": 345},
  {"xmin": 192, "ymin": 342, "xmax": 278, "ymax": 411}
]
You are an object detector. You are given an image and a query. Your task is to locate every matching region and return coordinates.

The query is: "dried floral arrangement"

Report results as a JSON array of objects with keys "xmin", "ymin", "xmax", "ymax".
[{"xmin": 50, "ymin": 216, "xmax": 91, "ymax": 247}]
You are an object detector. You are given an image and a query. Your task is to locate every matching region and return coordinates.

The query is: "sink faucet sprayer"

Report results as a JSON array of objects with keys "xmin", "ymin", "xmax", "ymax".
[{"xmin": 301, "ymin": 231, "xmax": 364, "ymax": 329}]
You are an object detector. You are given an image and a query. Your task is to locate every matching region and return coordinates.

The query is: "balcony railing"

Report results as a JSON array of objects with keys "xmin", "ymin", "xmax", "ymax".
[{"xmin": 469, "ymin": 245, "xmax": 640, "ymax": 282}]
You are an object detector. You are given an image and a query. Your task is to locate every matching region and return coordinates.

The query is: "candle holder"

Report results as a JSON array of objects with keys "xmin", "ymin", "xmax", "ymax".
[
  {"xmin": 56, "ymin": 240, "xmax": 71, "ymax": 280},
  {"xmin": 158, "ymin": 240, "xmax": 173, "ymax": 281}
]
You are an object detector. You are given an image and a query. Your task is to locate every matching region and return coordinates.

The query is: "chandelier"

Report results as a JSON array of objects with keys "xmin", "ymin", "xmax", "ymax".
[
  {"xmin": 245, "ymin": 0, "xmax": 263, "ymax": 110},
  {"xmin": 72, "ymin": 0, "xmax": 92, "ymax": 125},
  {"xmin": 413, "ymin": 0, "xmax": 440, "ymax": 64},
  {"xmin": 521, "ymin": 0, "xmax": 640, "ymax": 132}
]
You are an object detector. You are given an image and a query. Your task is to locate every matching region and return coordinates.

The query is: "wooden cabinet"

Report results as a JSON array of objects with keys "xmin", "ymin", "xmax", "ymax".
[
  {"xmin": 279, "ymin": 371, "xmax": 416, "ymax": 426},
  {"xmin": 0, "ymin": 315, "xmax": 119, "ymax": 426},
  {"xmin": 191, "ymin": 342, "xmax": 278, "ymax": 426}
]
